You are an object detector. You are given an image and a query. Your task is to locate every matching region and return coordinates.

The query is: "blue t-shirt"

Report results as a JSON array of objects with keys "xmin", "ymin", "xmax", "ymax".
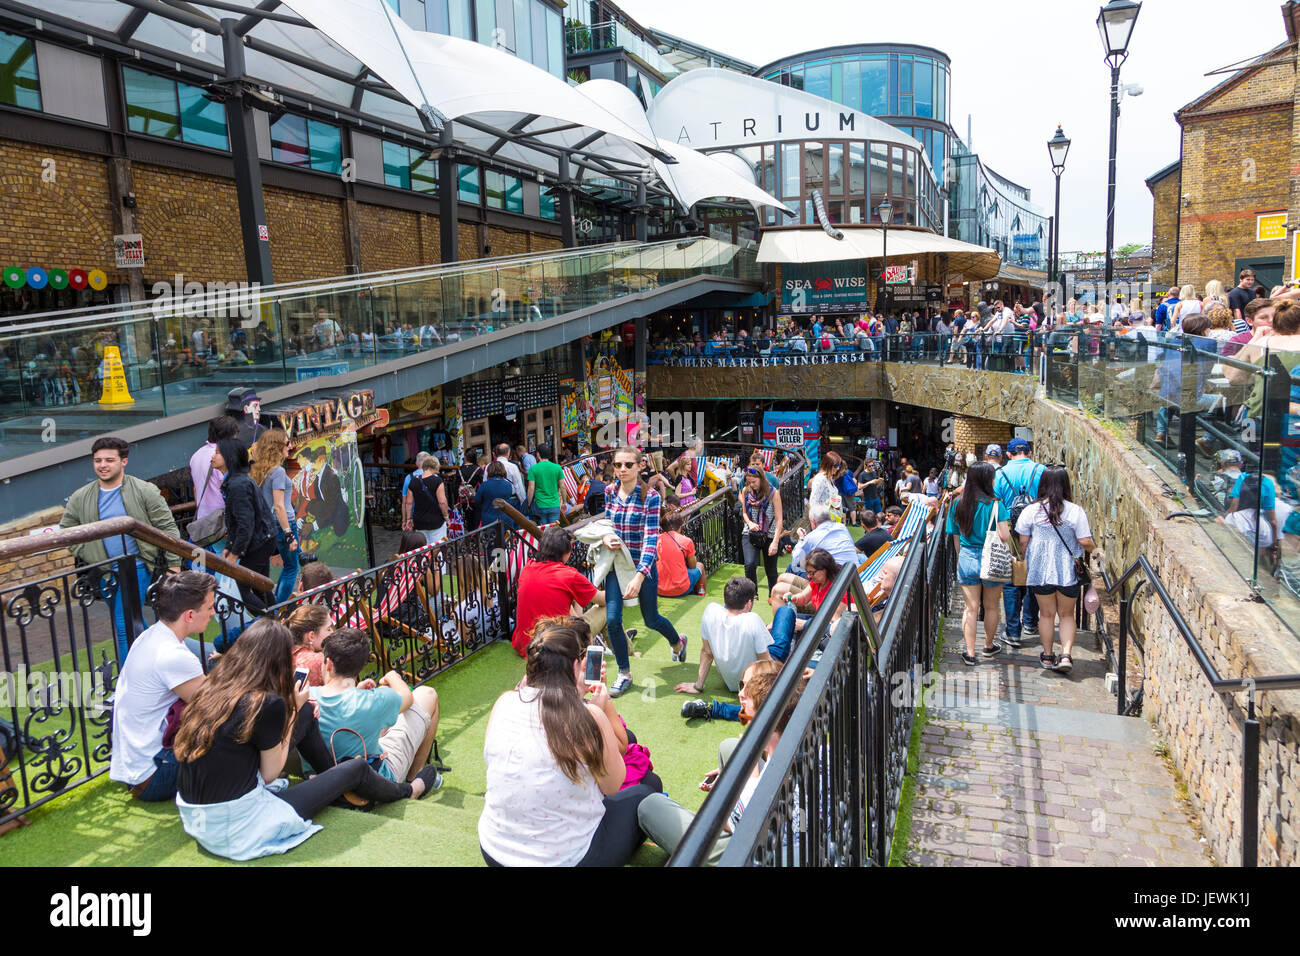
[
  {"xmin": 400, "ymin": 468, "xmax": 421, "ymax": 497},
  {"xmin": 97, "ymin": 486, "xmax": 140, "ymax": 560},
  {"xmin": 307, "ymin": 685, "xmax": 404, "ymax": 781},
  {"xmin": 994, "ymin": 458, "xmax": 1045, "ymax": 511},
  {"xmin": 812, "ymin": 321, "xmax": 823, "ymax": 338},
  {"xmin": 945, "ymin": 497, "xmax": 1009, "ymax": 550},
  {"xmin": 1230, "ymin": 473, "xmax": 1276, "ymax": 510}
]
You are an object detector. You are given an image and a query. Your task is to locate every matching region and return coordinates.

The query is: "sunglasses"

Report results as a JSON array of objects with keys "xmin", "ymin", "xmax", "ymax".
[
  {"xmin": 613, "ymin": 461, "xmax": 638, "ymax": 469},
  {"xmin": 746, "ymin": 468, "xmax": 762, "ymax": 476}
]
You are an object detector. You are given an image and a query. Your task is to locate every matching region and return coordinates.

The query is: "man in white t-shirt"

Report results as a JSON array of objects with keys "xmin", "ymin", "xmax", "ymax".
[
  {"xmin": 109, "ymin": 572, "xmax": 215, "ymax": 801},
  {"xmin": 676, "ymin": 577, "xmax": 772, "ymax": 721}
]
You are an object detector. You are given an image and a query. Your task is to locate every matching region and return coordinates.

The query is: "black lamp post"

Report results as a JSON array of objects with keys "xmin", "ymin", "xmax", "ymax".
[
  {"xmin": 878, "ymin": 196, "xmax": 894, "ymax": 313},
  {"xmin": 1097, "ymin": 0, "xmax": 1141, "ymax": 293},
  {"xmin": 1047, "ymin": 125, "xmax": 1071, "ymax": 294}
]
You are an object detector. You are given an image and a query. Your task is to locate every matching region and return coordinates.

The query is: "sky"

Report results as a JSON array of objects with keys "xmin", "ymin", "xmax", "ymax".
[{"xmin": 615, "ymin": 0, "xmax": 1291, "ymax": 253}]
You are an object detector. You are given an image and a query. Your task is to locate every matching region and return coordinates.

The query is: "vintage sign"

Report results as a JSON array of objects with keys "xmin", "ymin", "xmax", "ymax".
[
  {"xmin": 1257, "ymin": 212, "xmax": 1287, "ymax": 242},
  {"xmin": 274, "ymin": 389, "xmax": 386, "ymax": 441},
  {"xmin": 780, "ymin": 261, "xmax": 870, "ymax": 315}
]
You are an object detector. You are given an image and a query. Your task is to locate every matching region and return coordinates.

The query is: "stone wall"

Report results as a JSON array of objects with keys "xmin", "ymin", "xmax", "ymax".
[
  {"xmin": 648, "ymin": 361, "xmax": 1037, "ymax": 425},
  {"xmin": 1031, "ymin": 398, "xmax": 1300, "ymax": 867}
]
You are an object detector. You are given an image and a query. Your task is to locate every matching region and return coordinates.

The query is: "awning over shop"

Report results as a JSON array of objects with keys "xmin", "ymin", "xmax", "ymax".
[
  {"xmin": 756, "ymin": 228, "xmax": 1002, "ymax": 281},
  {"xmin": 994, "ymin": 263, "xmax": 1051, "ymax": 289}
]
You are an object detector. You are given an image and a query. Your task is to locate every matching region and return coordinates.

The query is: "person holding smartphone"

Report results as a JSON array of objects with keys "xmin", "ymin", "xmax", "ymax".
[
  {"xmin": 479, "ymin": 622, "xmax": 661, "ymax": 867},
  {"xmin": 173, "ymin": 619, "xmax": 438, "ymax": 861}
]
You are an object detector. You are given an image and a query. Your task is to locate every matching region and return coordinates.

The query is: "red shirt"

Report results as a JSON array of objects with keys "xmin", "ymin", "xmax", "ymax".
[
  {"xmin": 511, "ymin": 561, "xmax": 599, "ymax": 656},
  {"xmin": 655, "ymin": 531, "xmax": 696, "ymax": 596},
  {"xmin": 806, "ymin": 578, "xmax": 849, "ymax": 611}
]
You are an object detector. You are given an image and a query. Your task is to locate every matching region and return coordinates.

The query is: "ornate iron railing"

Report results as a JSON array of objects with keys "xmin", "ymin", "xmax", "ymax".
[{"xmin": 667, "ymin": 503, "xmax": 948, "ymax": 867}]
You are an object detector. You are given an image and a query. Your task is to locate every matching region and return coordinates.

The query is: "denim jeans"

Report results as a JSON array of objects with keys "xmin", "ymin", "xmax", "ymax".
[
  {"xmin": 768, "ymin": 604, "xmax": 797, "ymax": 663},
  {"xmin": 709, "ymin": 700, "xmax": 741, "ymax": 721},
  {"xmin": 1001, "ymin": 585, "xmax": 1039, "ymax": 638},
  {"xmin": 104, "ymin": 558, "xmax": 152, "ymax": 661},
  {"xmin": 273, "ymin": 527, "xmax": 300, "ymax": 605},
  {"xmin": 604, "ymin": 564, "xmax": 681, "ymax": 671},
  {"xmin": 136, "ymin": 747, "xmax": 182, "ymax": 802},
  {"xmin": 534, "ymin": 507, "xmax": 562, "ymax": 526},
  {"xmin": 660, "ymin": 566, "xmax": 702, "ymax": 598}
]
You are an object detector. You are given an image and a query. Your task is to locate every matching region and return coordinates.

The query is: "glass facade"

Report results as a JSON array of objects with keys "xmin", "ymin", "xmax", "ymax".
[
  {"xmin": 0, "ymin": 30, "xmax": 41, "ymax": 111},
  {"xmin": 711, "ymin": 138, "xmax": 939, "ymax": 233},
  {"xmin": 763, "ymin": 51, "xmax": 950, "ymax": 122},
  {"xmin": 468, "ymin": 0, "xmax": 565, "ymax": 79},
  {"xmin": 383, "ymin": 140, "xmax": 438, "ymax": 194},
  {"xmin": 485, "ymin": 169, "xmax": 524, "ymax": 212},
  {"xmin": 124, "ymin": 67, "xmax": 228, "ymax": 149},
  {"xmin": 947, "ymin": 138, "xmax": 1049, "ymax": 270}
]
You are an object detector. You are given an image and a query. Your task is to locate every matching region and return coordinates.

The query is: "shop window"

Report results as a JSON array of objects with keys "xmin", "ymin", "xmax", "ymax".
[
  {"xmin": 458, "ymin": 163, "xmax": 481, "ymax": 203},
  {"xmin": 827, "ymin": 143, "xmax": 844, "ymax": 196},
  {"xmin": 781, "ymin": 143, "xmax": 800, "ymax": 199},
  {"xmin": 869, "ymin": 142, "xmax": 888, "ymax": 198},
  {"xmin": 124, "ymin": 67, "xmax": 180, "ymax": 140},
  {"xmin": 890, "ymin": 147, "xmax": 906, "ymax": 199},
  {"xmin": 848, "ymin": 142, "xmax": 865, "ymax": 197},
  {"xmin": 803, "ymin": 143, "xmax": 824, "ymax": 194},
  {"xmin": 178, "ymin": 82, "xmax": 228, "ymax": 150},
  {"xmin": 383, "ymin": 140, "xmax": 412, "ymax": 189},
  {"xmin": 0, "ymin": 30, "xmax": 41, "ymax": 111}
]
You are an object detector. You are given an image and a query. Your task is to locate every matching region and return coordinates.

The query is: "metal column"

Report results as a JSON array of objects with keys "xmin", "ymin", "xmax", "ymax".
[{"xmin": 221, "ymin": 19, "xmax": 274, "ymax": 287}]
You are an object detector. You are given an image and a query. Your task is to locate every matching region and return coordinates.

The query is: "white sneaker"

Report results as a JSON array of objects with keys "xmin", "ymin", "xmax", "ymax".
[{"xmin": 609, "ymin": 673, "xmax": 634, "ymax": 698}]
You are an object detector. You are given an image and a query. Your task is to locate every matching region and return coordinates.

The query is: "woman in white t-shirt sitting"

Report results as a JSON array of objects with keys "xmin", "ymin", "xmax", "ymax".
[
  {"xmin": 478, "ymin": 623, "xmax": 661, "ymax": 866},
  {"xmin": 1014, "ymin": 466, "xmax": 1096, "ymax": 674}
]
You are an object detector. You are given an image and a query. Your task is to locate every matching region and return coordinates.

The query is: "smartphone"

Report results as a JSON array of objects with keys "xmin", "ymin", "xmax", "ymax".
[
  {"xmin": 584, "ymin": 644, "xmax": 603, "ymax": 683},
  {"xmin": 293, "ymin": 666, "xmax": 310, "ymax": 690}
]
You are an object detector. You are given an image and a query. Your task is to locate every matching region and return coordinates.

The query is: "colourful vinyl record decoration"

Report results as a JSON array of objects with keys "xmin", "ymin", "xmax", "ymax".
[
  {"xmin": 87, "ymin": 269, "xmax": 108, "ymax": 291},
  {"xmin": 25, "ymin": 267, "xmax": 48, "ymax": 289},
  {"xmin": 2, "ymin": 266, "xmax": 24, "ymax": 289},
  {"xmin": 68, "ymin": 269, "xmax": 88, "ymax": 290},
  {"xmin": 47, "ymin": 268, "xmax": 69, "ymax": 290}
]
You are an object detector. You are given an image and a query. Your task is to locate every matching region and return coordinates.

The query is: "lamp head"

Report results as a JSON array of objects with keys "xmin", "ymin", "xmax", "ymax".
[
  {"xmin": 1097, "ymin": 0, "xmax": 1141, "ymax": 62},
  {"xmin": 1047, "ymin": 125, "xmax": 1071, "ymax": 173}
]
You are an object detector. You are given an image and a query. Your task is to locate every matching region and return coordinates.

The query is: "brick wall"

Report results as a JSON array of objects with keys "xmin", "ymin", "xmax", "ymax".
[
  {"xmin": 0, "ymin": 139, "xmax": 118, "ymax": 279},
  {"xmin": 265, "ymin": 186, "xmax": 347, "ymax": 282},
  {"xmin": 1172, "ymin": 47, "xmax": 1295, "ymax": 292},
  {"xmin": 132, "ymin": 163, "xmax": 246, "ymax": 285},
  {"xmin": 356, "ymin": 203, "xmax": 426, "ymax": 273},
  {"xmin": 1148, "ymin": 168, "xmax": 1179, "ymax": 290},
  {"xmin": 951, "ymin": 415, "xmax": 1012, "ymax": 462},
  {"xmin": 0, "ymin": 507, "xmax": 74, "ymax": 588}
]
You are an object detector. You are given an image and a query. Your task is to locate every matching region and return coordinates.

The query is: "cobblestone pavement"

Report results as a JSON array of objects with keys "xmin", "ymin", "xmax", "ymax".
[{"xmin": 907, "ymin": 591, "xmax": 1212, "ymax": 867}]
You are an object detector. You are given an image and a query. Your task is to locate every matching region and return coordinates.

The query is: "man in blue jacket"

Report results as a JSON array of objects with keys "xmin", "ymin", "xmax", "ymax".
[{"xmin": 993, "ymin": 437, "xmax": 1045, "ymax": 646}]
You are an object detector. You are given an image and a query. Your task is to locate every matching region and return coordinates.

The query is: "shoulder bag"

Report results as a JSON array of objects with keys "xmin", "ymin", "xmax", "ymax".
[
  {"xmin": 1048, "ymin": 512, "xmax": 1092, "ymax": 587},
  {"xmin": 188, "ymin": 460, "xmax": 226, "ymax": 547},
  {"xmin": 978, "ymin": 500, "xmax": 1013, "ymax": 583}
]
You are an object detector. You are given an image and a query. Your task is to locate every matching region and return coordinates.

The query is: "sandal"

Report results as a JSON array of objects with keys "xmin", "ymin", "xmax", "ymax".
[
  {"xmin": 1039, "ymin": 652, "xmax": 1057, "ymax": 668},
  {"xmin": 1054, "ymin": 654, "xmax": 1073, "ymax": 673}
]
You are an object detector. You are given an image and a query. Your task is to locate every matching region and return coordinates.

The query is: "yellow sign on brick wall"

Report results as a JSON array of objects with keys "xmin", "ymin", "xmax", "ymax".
[{"xmin": 1257, "ymin": 212, "xmax": 1287, "ymax": 242}]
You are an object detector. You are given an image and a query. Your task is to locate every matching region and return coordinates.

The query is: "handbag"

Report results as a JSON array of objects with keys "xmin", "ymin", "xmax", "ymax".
[
  {"xmin": 188, "ymin": 459, "xmax": 226, "ymax": 546},
  {"xmin": 328, "ymin": 727, "xmax": 380, "ymax": 811},
  {"xmin": 1048, "ymin": 518, "xmax": 1091, "ymax": 586},
  {"xmin": 978, "ymin": 502, "xmax": 1013, "ymax": 583}
]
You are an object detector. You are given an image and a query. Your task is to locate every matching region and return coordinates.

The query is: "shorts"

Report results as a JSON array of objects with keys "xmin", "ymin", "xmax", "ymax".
[
  {"xmin": 1030, "ymin": 583, "xmax": 1081, "ymax": 599},
  {"xmin": 378, "ymin": 699, "xmax": 433, "ymax": 782},
  {"xmin": 956, "ymin": 546, "xmax": 1003, "ymax": 588}
]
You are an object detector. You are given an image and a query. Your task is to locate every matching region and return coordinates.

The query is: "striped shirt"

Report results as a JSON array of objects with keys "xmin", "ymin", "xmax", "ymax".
[{"xmin": 605, "ymin": 483, "xmax": 661, "ymax": 576}]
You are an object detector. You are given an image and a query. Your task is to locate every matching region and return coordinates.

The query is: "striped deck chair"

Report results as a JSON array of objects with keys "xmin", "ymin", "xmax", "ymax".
[
  {"xmin": 756, "ymin": 447, "xmax": 776, "ymax": 469},
  {"xmin": 854, "ymin": 538, "xmax": 911, "ymax": 625},
  {"xmin": 510, "ymin": 528, "xmax": 541, "ymax": 574},
  {"xmin": 890, "ymin": 498, "xmax": 930, "ymax": 541},
  {"xmin": 333, "ymin": 557, "xmax": 435, "ymax": 673},
  {"xmin": 560, "ymin": 466, "xmax": 579, "ymax": 502}
]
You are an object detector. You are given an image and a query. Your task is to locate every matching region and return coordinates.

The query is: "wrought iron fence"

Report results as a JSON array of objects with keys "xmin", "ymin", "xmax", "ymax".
[{"xmin": 667, "ymin": 504, "xmax": 947, "ymax": 867}]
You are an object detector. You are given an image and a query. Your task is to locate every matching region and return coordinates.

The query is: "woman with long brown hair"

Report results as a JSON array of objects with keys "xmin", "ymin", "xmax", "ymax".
[
  {"xmin": 251, "ymin": 428, "xmax": 298, "ymax": 604},
  {"xmin": 945, "ymin": 461, "xmax": 1011, "ymax": 666},
  {"xmin": 478, "ymin": 622, "xmax": 660, "ymax": 866},
  {"xmin": 174, "ymin": 619, "xmax": 437, "ymax": 860},
  {"xmin": 286, "ymin": 603, "xmax": 333, "ymax": 686}
]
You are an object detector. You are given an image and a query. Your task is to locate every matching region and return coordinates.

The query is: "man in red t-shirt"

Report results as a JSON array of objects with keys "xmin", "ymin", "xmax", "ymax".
[{"xmin": 511, "ymin": 527, "xmax": 604, "ymax": 656}]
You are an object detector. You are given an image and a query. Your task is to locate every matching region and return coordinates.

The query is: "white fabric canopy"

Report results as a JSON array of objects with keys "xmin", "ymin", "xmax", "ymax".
[
  {"xmin": 757, "ymin": 228, "xmax": 1001, "ymax": 280},
  {"xmin": 281, "ymin": 0, "xmax": 667, "ymax": 176},
  {"xmin": 576, "ymin": 80, "xmax": 793, "ymax": 214},
  {"xmin": 608, "ymin": 237, "xmax": 742, "ymax": 273}
]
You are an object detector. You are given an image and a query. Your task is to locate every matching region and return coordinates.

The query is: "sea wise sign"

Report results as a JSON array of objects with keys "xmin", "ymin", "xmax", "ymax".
[
  {"xmin": 775, "ymin": 426, "xmax": 804, "ymax": 449},
  {"xmin": 780, "ymin": 261, "xmax": 869, "ymax": 315}
]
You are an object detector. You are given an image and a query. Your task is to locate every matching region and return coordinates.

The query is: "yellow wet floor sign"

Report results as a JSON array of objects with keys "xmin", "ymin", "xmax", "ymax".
[{"xmin": 98, "ymin": 346, "xmax": 135, "ymax": 405}]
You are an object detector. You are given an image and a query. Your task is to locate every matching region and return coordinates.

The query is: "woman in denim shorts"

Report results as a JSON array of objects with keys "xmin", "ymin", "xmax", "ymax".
[{"xmin": 944, "ymin": 461, "xmax": 1012, "ymax": 666}]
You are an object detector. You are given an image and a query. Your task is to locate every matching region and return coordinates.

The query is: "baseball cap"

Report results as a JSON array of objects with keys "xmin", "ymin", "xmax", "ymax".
[
  {"xmin": 1216, "ymin": 449, "xmax": 1243, "ymax": 465},
  {"xmin": 985, "ymin": 443, "xmax": 1003, "ymax": 459},
  {"xmin": 1006, "ymin": 437, "xmax": 1030, "ymax": 454}
]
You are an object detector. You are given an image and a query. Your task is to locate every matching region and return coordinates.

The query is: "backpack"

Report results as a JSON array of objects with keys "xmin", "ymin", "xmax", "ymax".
[{"xmin": 1007, "ymin": 464, "xmax": 1042, "ymax": 529}]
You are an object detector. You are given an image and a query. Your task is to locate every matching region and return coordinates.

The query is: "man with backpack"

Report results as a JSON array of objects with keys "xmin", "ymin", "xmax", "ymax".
[{"xmin": 993, "ymin": 437, "xmax": 1045, "ymax": 647}]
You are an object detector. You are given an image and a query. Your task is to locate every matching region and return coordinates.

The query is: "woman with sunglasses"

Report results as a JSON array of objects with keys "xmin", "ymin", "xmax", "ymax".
[
  {"xmin": 601, "ymin": 445, "xmax": 688, "ymax": 698},
  {"xmin": 740, "ymin": 466, "xmax": 784, "ymax": 596}
]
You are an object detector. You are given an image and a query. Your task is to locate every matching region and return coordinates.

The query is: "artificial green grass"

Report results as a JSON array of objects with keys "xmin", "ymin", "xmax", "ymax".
[
  {"xmin": 888, "ymin": 617, "xmax": 943, "ymax": 866},
  {"xmin": 2, "ymin": 566, "xmax": 765, "ymax": 866}
]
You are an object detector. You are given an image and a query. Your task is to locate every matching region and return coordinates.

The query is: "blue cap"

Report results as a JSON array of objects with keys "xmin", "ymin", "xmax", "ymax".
[
  {"xmin": 984, "ymin": 443, "xmax": 1003, "ymax": 459},
  {"xmin": 1007, "ymin": 437, "xmax": 1030, "ymax": 454}
]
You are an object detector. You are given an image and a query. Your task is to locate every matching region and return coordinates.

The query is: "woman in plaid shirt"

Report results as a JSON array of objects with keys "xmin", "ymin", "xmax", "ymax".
[{"xmin": 602, "ymin": 446, "xmax": 688, "ymax": 697}]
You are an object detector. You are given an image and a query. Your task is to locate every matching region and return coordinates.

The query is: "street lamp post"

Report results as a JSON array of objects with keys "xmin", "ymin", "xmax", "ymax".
[
  {"xmin": 1047, "ymin": 125, "xmax": 1071, "ymax": 297},
  {"xmin": 877, "ymin": 196, "xmax": 894, "ymax": 315},
  {"xmin": 1097, "ymin": 0, "xmax": 1141, "ymax": 295}
]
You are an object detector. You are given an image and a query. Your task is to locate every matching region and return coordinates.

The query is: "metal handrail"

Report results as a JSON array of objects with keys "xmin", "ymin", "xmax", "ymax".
[
  {"xmin": 1104, "ymin": 551, "xmax": 1300, "ymax": 866},
  {"xmin": 0, "ymin": 515, "xmax": 271, "ymax": 590}
]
